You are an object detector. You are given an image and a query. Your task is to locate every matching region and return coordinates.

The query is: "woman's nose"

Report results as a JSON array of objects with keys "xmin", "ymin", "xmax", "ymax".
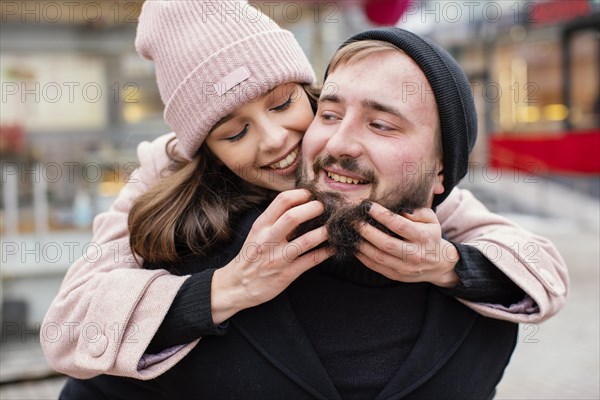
[{"xmin": 259, "ymin": 122, "xmax": 287, "ymax": 153}]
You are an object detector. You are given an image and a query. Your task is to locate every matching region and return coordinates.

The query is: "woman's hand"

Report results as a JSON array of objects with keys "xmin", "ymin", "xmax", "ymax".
[
  {"xmin": 355, "ymin": 202, "xmax": 460, "ymax": 288},
  {"xmin": 211, "ymin": 189, "xmax": 331, "ymax": 324}
]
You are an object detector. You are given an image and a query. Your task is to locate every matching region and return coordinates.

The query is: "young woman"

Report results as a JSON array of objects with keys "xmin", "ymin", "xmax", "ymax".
[{"xmin": 41, "ymin": 0, "xmax": 568, "ymax": 383}]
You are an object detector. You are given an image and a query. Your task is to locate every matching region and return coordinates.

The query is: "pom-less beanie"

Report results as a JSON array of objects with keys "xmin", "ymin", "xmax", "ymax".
[
  {"xmin": 327, "ymin": 28, "xmax": 477, "ymax": 207},
  {"xmin": 135, "ymin": 0, "xmax": 316, "ymax": 159}
]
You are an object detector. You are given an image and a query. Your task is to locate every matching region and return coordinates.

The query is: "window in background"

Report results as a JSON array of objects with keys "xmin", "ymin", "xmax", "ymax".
[
  {"xmin": 493, "ymin": 35, "xmax": 564, "ymax": 135},
  {"xmin": 569, "ymin": 29, "xmax": 600, "ymax": 130},
  {"xmin": 0, "ymin": 54, "xmax": 107, "ymax": 132}
]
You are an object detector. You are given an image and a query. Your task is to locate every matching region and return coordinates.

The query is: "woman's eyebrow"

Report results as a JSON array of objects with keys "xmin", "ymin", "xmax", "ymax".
[
  {"xmin": 210, "ymin": 113, "xmax": 237, "ymax": 132},
  {"xmin": 210, "ymin": 85, "xmax": 285, "ymax": 133}
]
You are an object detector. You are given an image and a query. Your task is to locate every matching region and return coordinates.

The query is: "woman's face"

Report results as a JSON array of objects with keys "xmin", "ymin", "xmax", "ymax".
[{"xmin": 206, "ymin": 83, "xmax": 313, "ymax": 191}]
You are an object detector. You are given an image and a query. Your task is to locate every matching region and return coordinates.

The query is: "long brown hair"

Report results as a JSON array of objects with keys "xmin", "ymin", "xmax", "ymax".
[
  {"xmin": 129, "ymin": 84, "xmax": 320, "ymax": 267},
  {"xmin": 128, "ymin": 138, "xmax": 272, "ymax": 267}
]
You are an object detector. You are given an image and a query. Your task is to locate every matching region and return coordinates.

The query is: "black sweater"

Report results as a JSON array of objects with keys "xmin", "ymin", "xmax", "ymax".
[{"xmin": 287, "ymin": 262, "xmax": 429, "ymax": 399}]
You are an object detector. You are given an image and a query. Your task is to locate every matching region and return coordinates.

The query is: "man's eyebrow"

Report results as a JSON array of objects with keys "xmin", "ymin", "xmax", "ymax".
[
  {"xmin": 319, "ymin": 94, "xmax": 412, "ymax": 126},
  {"xmin": 361, "ymin": 99, "xmax": 411, "ymax": 126},
  {"xmin": 319, "ymin": 94, "xmax": 342, "ymax": 104}
]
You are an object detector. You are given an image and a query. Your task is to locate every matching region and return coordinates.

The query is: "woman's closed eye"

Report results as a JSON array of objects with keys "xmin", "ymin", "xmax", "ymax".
[
  {"xmin": 223, "ymin": 124, "xmax": 249, "ymax": 142},
  {"xmin": 270, "ymin": 95, "xmax": 292, "ymax": 112}
]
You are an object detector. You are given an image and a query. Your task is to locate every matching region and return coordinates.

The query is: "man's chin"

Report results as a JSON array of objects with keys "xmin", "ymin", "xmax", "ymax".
[
  {"xmin": 294, "ymin": 157, "xmax": 434, "ymax": 264},
  {"xmin": 291, "ymin": 186, "xmax": 373, "ymax": 264}
]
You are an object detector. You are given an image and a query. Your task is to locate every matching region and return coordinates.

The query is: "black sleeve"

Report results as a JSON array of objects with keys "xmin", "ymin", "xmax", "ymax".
[
  {"xmin": 144, "ymin": 206, "xmax": 267, "ymax": 354},
  {"xmin": 146, "ymin": 269, "xmax": 228, "ymax": 354},
  {"xmin": 439, "ymin": 242, "xmax": 526, "ymax": 306}
]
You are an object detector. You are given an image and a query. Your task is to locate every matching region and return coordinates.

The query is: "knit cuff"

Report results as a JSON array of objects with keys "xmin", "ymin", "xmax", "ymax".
[
  {"xmin": 146, "ymin": 269, "xmax": 228, "ymax": 354},
  {"xmin": 439, "ymin": 242, "xmax": 526, "ymax": 306}
]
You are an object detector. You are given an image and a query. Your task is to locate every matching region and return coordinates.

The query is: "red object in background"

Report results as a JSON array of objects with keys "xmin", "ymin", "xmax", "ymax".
[
  {"xmin": 364, "ymin": 0, "xmax": 411, "ymax": 25},
  {"xmin": 291, "ymin": 0, "xmax": 412, "ymax": 26},
  {"xmin": 533, "ymin": 0, "xmax": 591, "ymax": 27},
  {"xmin": 0, "ymin": 124, "xmax": 25, "ymax": 154},
  {"xmin": 490, "ymin": 129, "xmax": 600, "ymax": 174}
]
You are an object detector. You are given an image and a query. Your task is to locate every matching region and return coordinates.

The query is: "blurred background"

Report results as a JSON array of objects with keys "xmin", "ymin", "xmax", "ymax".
[{"xmin": 1, "ymin": 0, "xmax": 599, "ymax": 398}]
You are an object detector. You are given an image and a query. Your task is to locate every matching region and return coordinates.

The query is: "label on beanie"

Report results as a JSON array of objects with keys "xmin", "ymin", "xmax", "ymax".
[{"xmin": 214, "ymin": 66, "xmax": 251, "ymax": 96}]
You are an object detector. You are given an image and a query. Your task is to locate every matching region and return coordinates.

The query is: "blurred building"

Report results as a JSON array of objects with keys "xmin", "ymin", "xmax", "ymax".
[{"xmin": 405, "ymin": 0, "xmax": 600, "ymax": 191}]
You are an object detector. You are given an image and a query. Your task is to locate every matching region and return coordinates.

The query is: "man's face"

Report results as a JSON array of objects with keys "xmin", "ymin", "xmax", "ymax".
[
  {"xmin": 299, "ymin": 50, "xmax": 444, "ymax": 209},
  {"xmin": 295, "ymin": 50, "xmax": 445, "ymax": 262}
]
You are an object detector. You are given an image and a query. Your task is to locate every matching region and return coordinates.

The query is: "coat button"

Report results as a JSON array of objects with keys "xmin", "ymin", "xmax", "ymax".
[{"xmin": 89, "ymin": 334, "xmax": 109, "ymax": 357}]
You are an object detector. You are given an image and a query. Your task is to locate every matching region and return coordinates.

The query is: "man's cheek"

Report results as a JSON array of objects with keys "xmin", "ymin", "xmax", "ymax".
[
  {"xmin": 390, "ymin": 160, "xmax": 426, "ymax": 186},
  {"xmin": 303, "ymin": 120, "xmax": 331, "ymax": 147}
]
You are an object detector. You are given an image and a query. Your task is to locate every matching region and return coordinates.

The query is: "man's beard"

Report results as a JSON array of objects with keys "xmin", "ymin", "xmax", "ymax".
[{"xmin": 292, "ymin": 155, "xmax": 436, "ymax": 264}]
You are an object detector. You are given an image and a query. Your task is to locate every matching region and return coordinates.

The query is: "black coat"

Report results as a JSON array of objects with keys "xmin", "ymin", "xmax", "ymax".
[
  {"xmin": 61, "ymin": 208, "xmax": 518, "ymax": 399},
  {"xmin": 61, "ymin": 287, "xmax": 517, "ymax": 400}
]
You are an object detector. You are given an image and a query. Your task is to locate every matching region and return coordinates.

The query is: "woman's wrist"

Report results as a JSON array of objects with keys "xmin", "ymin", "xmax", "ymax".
[
  {"xmin": 433, "ymin": 240, "xmax": 461, "ymax": 288},
  {"xmin": 210, "ymin": 265, "xmax": 248, "ymax": 325}
]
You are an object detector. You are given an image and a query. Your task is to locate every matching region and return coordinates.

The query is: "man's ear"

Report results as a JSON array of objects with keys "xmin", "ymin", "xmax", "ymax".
[{"xmin": 432, "ymin": 162, "xmax": 444, "ymax": 195}]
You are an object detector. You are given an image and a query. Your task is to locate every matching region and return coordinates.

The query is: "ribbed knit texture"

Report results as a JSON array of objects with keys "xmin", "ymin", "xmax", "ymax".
[
  {"xmin": 146, "ymin": 269, "xmax": 227, "ymax": 354},
  {"xmin": 287, "ymin": 264, "xmax": 428, "ymax": 399},
  {"xmin": 441, "ymin": 242, "xmax": 526, "ymax": 306},
  {"xmin": 328, "ymin": 28, "xmax": 478, "ymax": 207},
  {"xmin": 321, "ymin": 255, "xmax": 398, "ymax": 286},
  {"xmin": 135, "ymin": 0, "xmax": 316, "ymax": 159}
]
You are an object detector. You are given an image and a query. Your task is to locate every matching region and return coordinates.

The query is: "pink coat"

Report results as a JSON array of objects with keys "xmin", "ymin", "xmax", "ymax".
[{"xmin": 41, "ymin": 133, "xmax": 569, "ymax": 380}]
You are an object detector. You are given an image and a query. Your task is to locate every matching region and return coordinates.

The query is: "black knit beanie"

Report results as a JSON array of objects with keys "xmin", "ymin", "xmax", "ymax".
[{"xmin": 324, "ymin": 28, "xmax": 477, "ymax": 207}]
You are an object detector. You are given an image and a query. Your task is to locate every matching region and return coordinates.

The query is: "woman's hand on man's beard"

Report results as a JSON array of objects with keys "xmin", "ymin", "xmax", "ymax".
[{"xmin": 354, "ymin": 202, "xmax": 461, "ymax": 288}]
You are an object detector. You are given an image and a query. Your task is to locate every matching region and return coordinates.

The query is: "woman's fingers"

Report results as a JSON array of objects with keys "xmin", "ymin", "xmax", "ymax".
[
  {"xmin": 402, "ymin": 207, "xmax": 438, "ymax": 224},
  {"xmin": 366, "ymin": 203, "xmax": 439, "ymax": 243},
  {"xmin": 291, "ymin": 245, "xmax": 334, "ymax": 277},
  {"xmin": 268, "ymin": 199, "xmax": 324, "ymax": 240},
  {"xmin": 287, "ymin": 225, "xmax": 329, "ymax": 259},
  {"xmin": 225, "ymin": 189, "xmax": 329, "ymax": 311},
  {"xmin": 257, "ymin": 189, "xmax": 313, "ymax": 226},
  {"xmin": 357, "ymin": 220, "xmax": 404, "ymax": 256},
  {"xmin": 365, "ymin": 203, "xmax": 420, "ymax": 242}
]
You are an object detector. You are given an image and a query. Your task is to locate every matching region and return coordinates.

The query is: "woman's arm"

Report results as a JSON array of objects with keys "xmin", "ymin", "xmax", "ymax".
[
  {"xmin": 437, "ymin": 187, "xmax": 569, "ymax": 323},
  {"xmin": 147, "ymin": 190, "xmax": 332, "ymax": 352},
  {"xmin": 40, "ymin": 133, "xmax": 197, "ymax": 380},
  {"xmin": 356, "ymin": 187, "xmax": 567, "ymax": 323}
]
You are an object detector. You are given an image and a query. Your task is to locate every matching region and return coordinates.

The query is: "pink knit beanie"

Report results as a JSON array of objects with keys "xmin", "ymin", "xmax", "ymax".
[{"xmin": 135, "ymin": 0, "xmax": 316, "ymax": 159}]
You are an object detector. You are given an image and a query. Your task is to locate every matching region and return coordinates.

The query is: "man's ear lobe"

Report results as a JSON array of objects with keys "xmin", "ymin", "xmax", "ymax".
[{"xmin": 433, "ymin": 166, "xmax": 444, "ymax": 195}]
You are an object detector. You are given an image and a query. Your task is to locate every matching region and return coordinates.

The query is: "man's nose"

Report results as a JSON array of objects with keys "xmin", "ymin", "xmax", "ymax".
[{"xmin": 324, "ymin": 117, "xmax": 362, "ymax": 159}]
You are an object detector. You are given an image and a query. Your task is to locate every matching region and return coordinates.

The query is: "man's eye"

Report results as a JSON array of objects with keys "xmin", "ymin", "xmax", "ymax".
[
  {"xmin": 224, "ymin": 124, "xmax": 248, "ymax": 142},
  {"xmin": 371, "ymin": 122, "xmax": 392, "ymax": 131},
  {"xmin": 271, "ymin": 96, "xmax": 292, "ymax": 111},
  {"xmin": 320, "ymin": 111, "xmax": 339, "ymax": 121}
]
